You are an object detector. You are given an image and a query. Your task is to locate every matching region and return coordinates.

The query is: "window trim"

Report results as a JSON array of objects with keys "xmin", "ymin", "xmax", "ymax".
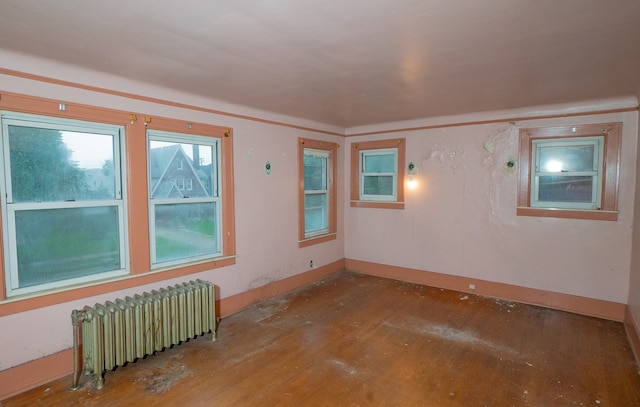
[
  {"xmin": 517, "ymin": 123, "xmax": 621, "ymax": 221},
  {"xmin": 298, "ymin": 138, "xmax": 337, "ymax": 248},
  {"xmin": 0, "ymin": 91, "xmax": 236, "ymax": 315},
  {"xmin": 350, "ymin": 138, "xmax": 406, "ymax": 209}
]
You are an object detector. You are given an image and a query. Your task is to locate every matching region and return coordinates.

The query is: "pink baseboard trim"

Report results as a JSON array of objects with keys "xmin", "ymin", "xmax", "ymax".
[
  {"xmin": 345, "ymin": 259, "xmax": 626, "ymax": 321},
  {"xmin": 0, "ymin": 348, "xmax": 74, "ymax": 401},
  {"xmin": 624, "ymin": 307, "xmax": 640, "ymax": 367},
  {"xmin": 218, "ymin": 259, "xmax": 345, "ymax": 317},
  {"xmin": 0, "ymin": 260, "xmax": 345, "ymax": 401}
]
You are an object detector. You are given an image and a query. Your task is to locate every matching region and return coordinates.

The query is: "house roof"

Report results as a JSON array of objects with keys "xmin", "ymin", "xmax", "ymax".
[{"xmin": 0, "ymin": 1, "xmax": 638, "ymax": 128}]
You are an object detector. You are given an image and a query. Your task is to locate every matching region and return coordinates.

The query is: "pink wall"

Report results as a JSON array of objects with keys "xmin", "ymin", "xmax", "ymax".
[
  {"xmin": 0, "ymin": 52, "xmax": 345, "ymax": 373},
  {"xmin": 345, "ymin": 110, "xmax": 638, "ymax": 304}
]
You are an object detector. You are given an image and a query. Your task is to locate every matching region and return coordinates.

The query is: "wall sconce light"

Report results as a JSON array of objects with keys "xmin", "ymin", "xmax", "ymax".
[
  {"xmin": 408, "ymin": 162, "xmax": 416, "ymax": 181},
  {"xmin": 407, "ymin": 161, "xmax": 417, "ymax": 188},
  {"xmin": 144, "ymin": 116, "xmax": 152, "ymax": 127},
  {"xmin": 129, "ymin": 114, "xmax": 137, "ymax": 124}
]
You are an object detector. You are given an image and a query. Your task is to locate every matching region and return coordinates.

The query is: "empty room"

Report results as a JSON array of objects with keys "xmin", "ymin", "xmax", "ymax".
[{"xmin": 1, "ymin": 1, "xmax": 640, "ymax": 406}]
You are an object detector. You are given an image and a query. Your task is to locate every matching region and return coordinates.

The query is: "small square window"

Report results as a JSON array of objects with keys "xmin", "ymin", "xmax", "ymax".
[
  {"xmin": 531, "ymin": 137, "xmax": 603, "ymax": 210},
  {"xmin": 360, "ymin": 149, "xmax": 398, "ymax": 201},
  {"xmin": 518, "ymin": 123, "xmax": 621, "ymax": 221},
  {"xmin": 350, "ymin": 138, "xmax": 406, "ymax": 209}
]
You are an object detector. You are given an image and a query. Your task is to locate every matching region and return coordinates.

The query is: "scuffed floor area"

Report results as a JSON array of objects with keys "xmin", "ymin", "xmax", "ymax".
[{"xmin": 4, "ymin": 271, "xmax": 640, "ymax": 406}]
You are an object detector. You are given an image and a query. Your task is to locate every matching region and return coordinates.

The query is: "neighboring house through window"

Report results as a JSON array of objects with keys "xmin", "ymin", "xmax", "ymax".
[
  {"xmin": 148, "ymin": 130, "xmax": 222, "ymax": 266},
  {"xmin": 298, "ymin": 138, "xmax": 337, "ymax": 247},
  {"xmin": 0, "ymin": 93, "xmax": 236, "ymax": 306},
  {"xmin": 518, "ymin": 123, "xmax": 621, "ymax": 221},
  {"xmin": 350, "ymin": 138, "xmax": 406, "ymax": 209}
]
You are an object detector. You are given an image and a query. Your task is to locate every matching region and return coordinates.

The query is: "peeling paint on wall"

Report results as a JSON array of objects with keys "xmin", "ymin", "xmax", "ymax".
[
  {"xmin": 420, "ymin": 129, "xmax": 467, "ymax": 174},
  {"xmin": 481, "ymin": 123, "xmax": 519, "ymax": 226}
]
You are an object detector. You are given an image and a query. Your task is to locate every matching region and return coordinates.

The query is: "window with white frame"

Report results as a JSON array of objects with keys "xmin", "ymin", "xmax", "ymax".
[
  {"xmin": 531, "ymin": 137, "xmax": 604, "ymax": 210},
  {"xmin": 350, "ymin": 138, "xmax": 405, "ymax": 209},
  {"xmin": 360, "ymin": 148, "xmax": 398, "ymax": 201},
  {"xmin": 298, "ymin": 138, "xmax": 337, "ymax": 247},
  {"xmin": 147, "ymin": 130, "xmax": 221, "ymax": 267},
  {"xmin": 517, "ymin": 123, "xmax": 621, "ymax": 221},
  {"xmin": 0, "ymin": 112, "xmax": 127, "ymax": 296},
  {"xmin": 304, "ymin": 148, "xmax": 330, "ymax": 237}
]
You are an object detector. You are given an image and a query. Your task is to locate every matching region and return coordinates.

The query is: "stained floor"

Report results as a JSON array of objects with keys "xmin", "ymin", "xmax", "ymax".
[{"xmin": 4, "ymin": 271, "xmax": 640, "ymax": 406}]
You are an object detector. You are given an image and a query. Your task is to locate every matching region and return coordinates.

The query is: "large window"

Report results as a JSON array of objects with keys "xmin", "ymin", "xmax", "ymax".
[
  {"xmin": 518, "ymin": 123, "xmax": 621, "ymax": 221},
  {"xmin": 350, "ymin": 138, "xmax": 406, "ymax": 209},
  {"xmin": 298, "ymin": 138, "xmax": 337, "ymax": 247},
  {"xmin": 0, "ymin": 112, "xmax": 127, "ymax": 296},
  {"xmin": 148, "ymin": 130, "xmax": 222, "ymax": 267}
]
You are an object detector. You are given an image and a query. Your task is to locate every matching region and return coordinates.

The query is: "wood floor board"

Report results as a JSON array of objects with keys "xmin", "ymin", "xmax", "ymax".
[{"xmin": 3, "ymin": 270, "xmax": 639, "ymax": 406}]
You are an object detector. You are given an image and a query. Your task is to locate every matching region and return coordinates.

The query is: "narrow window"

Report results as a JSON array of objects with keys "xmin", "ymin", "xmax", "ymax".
[
  {"xmin": 0, "ymin": 112, "xmax": 127, "ymax": 296},
  {"xmin": 350, "ymin": 138, "xmax": 406, "ymax": 209},
  {"xmin": 304, "ymin": 149, "xmax": 330, "ymax": 237},
  {"xmin": 148, "ymin": 130, "xmax": 221, "ymax": 266},
  {"xmin": 298, "ymin": 138, "xmax": 337, "ymax": 247},
  {"xmin": 518, "ymin": 123, "xmax": 621, "ymax": 221}
]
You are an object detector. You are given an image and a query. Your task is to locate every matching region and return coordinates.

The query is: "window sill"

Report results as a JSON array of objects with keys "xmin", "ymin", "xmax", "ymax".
[
  {"xmin": 517, "ymin": 207, "xmax": 618, "ymax": 221},
  {"xmin": 298, "ymin": 233, "xmax": 337, "ymax": 248},
  {"xmin": 350, "ymin": 200, "xmax": 405, "ymax": 209}
]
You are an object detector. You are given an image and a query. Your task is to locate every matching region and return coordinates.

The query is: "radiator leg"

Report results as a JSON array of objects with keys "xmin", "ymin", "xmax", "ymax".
[
  {"xmin": 96, "ymin": 374, "xmax": 105, "ymax": 390},
  {"xmin": 211, "ymin": 317, "xmax": 219, "ymax": 342},
  {"xmin": 71, "ymin": 310, "xmax": 82, "ymax": 390}
]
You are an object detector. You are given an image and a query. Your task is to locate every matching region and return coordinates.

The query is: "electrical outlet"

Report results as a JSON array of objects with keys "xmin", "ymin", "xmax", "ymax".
[{"xmin": 310, "ymin": 260, "xmax": 314, "ymax": 268}]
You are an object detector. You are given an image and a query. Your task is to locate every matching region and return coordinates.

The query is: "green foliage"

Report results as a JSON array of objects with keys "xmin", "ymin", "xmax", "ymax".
[{"xmin": 9, "ymin": 125, "xmax": 88, "ymax": 202}]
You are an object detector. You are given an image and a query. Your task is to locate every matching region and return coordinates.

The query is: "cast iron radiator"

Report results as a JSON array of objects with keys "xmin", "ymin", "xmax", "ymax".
[{"xmin": 70, "ymin": 279, "xmax": 216, "ymax": 389}]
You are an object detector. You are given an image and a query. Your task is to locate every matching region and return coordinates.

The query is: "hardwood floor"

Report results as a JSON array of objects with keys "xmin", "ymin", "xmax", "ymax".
[{"xmin": 4, "ymin": 271, "xmax": 640, "ymax": 406}]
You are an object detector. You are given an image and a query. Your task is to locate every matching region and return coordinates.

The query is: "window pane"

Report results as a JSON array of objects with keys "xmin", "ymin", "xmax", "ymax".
[
  {"xmin": 538, "ymin": 176, "xmax": 594, "ymax": 203},
  {"xmin": 364, "ymin": 153, "xmax": 395, "ymax": 173},
  {"xmin": 305, "ymin": 193, "xmax": 327, "ymax": 233},
  {"xmin": 538, "ymin": 144, "xmax": 595, "ymax": 172},
  {"xmin": 154, "ymin": 202, "xmax": 218, "ymax": 263},
  {"xmin": 149, "ymin": 140, "xmax": 214, "ymax": 198},
  {"xmin": 304, "ymin": 154, "xmax": 327, "ymax": 191},
  {"xmin": 363, "ymin": 175, "xmax": 394, "ymax": 196},
  {"xmin": 8, "ymin": 125, "xmax": 116, "ymax": 202},
  {"xmin": 15, "ymin": 206, "xmax": 121, "ymax": 288}
]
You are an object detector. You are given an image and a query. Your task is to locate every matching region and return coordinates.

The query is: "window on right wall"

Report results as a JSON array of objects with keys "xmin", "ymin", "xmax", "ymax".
[{"xmin": 517, "ymin": 122, "xmax": 622, "ymax": 221}]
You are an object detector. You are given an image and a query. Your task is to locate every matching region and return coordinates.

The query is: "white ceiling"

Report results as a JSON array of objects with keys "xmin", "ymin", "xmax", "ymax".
[{"xmin": 0, "ymin": 0, "xmax": 639, "ymax": 128}]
